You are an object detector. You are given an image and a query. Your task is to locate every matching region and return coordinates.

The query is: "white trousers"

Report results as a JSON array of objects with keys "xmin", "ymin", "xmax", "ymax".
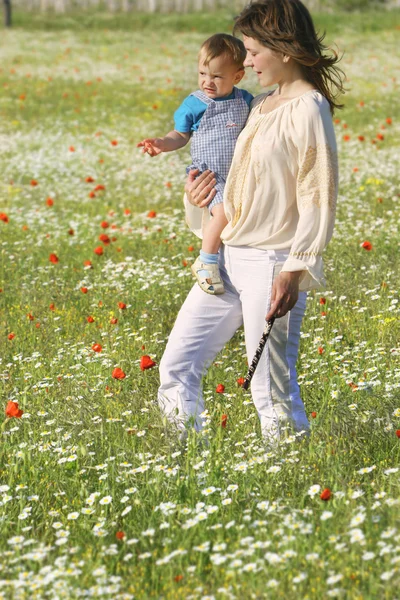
[{"xmin": 158, "ymin": 245, "xmax": 310, "ymax": 440}]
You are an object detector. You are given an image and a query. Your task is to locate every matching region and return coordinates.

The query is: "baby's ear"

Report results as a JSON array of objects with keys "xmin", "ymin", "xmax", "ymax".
[{"xmin": 235, "ymin": 68, "xmax": 245, "ymax": 84}]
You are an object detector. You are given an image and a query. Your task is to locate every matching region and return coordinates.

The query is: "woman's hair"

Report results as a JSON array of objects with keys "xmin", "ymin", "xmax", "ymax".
[
  {"xmin": 234, "ymin": 0, "xmax": 345, "ymax": 113},
  {"xmin": 199, "ymin": 33, "xmax": 247, "ymax": 69}
]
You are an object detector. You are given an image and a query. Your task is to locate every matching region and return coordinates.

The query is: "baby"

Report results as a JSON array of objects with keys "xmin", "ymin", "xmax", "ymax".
[{"xmin": 138, "ymin": 34, "xmax": 253, "ymax": 294}]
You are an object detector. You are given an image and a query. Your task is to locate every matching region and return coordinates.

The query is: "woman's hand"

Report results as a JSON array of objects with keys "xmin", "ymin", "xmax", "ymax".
[
  {"xmin": 265, "ymin": 271, "xmax": 303, "ymax": 320},
  {"xmin": 185, "ymin": 169, "xmax": 217, "ymax": 209}
]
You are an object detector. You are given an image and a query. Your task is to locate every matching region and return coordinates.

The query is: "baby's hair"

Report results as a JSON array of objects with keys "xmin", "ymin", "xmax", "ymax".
[{"xmin": 199, "ymin": 34, "xmax": 246, "ymax": 69}]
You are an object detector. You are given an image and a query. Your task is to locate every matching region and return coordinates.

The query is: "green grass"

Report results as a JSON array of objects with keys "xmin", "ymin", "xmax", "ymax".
[
  {"xmin": 8, "ymin": 7, "xmax": 400, "ymax": 35},
  {"xmin": 0, "ymin": 10, "xmax": 399, "ymax": 600}
]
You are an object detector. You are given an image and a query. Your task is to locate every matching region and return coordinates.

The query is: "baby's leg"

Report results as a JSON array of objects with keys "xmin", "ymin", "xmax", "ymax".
[
  {"xmin": 191, "ymin": 202, "xmax": 227, "ymax": 295},
  {"xmin": 202, "ymin": 203, "xmax": 228, "ymax": 254}
]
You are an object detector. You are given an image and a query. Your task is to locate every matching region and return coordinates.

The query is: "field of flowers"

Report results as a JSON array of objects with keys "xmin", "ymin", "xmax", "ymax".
[{"xmin": 0, "ymin": 11, "xmax": 399, "ymax": 600}]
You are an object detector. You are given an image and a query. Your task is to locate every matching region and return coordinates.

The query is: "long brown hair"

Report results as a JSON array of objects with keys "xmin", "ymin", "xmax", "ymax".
[{"xmin": 234, "ymin": 0, "xmax": 345, "ymax": 113}]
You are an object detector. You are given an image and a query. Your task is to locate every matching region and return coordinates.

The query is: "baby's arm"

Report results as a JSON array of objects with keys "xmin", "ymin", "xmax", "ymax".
[{"xmin": 137, "ymin": 130, "xmax": 190, "ymax": 157}]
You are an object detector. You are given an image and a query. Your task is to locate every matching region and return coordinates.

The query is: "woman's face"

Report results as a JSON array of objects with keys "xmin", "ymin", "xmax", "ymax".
[{"xmin": 243, "ymin": 36, "xmax": 286, "ymax": 88}]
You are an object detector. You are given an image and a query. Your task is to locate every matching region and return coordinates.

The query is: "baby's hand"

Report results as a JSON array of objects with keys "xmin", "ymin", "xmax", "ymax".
[{"xmin": 137, "ymin": 138, "xmax": 165, "ymax": 157}]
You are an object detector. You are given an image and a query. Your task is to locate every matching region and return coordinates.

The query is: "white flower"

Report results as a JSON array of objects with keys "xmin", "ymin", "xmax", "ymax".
[
  {"xmin": 381, "ymin": 570, "xmax": 395, "ymax": 581},
  {"xmin": 350, "ymin": 489, "xmax": 364, "ymax": 499},
  {"xmin": 222, "ymin": 498, "xmax": 232, "ymax": 506},
  {"xmin": 362, "ymin": 552, "xmax": 375, "ymax": 560},
  {"xmin": 142, "ymin": 528, "xmax": 155, "ymax": 537},
  {"xmin": 226, "ymin": 484, "xmax": 238, "ymax": 492},
  {"xmin": 307, "ymin": 485, "xmax": 321, "ymax": 497},
  {"xmin": 267, "ymin": 465, "xmax": 281, "ymax": 474},
  {"xmin": 202, "ymin": 486, "xmax": 217, "ymax": 496},
  {"xmin": 293, "ymin": 572, "xmax": 307, "ymax": 584},
  {"xmin": 350, "ymin": 513, "xmax": 365, "ymax": 527},
  {"xmin": 213, "ymin": 543, "xmax": 227, "ymax": 552},
  {"xmin": 7, "ymin": 536, "xmax": 25, "ymax": 545},
  {"xmin": 121, "ymin": 506, "xmax": 132, "ymax": 517},
  {"xmin": 321, "ymin": 511, "xmax": 333, "ymax": 521},
  {"xmin": 357, "ymin": 466, "xmax": 376, "ymax": 474},
  {"xmin": 257, "ymin": 501, "xmax": 270, "ymax": 511},
  {"xmin": 327, "ymin": 574, "xmax": 343, "ymax": 586},
  {"xmin": 305, "ymin": 553, "xmax": 319, "ymax": 561},
  {"xmin": 349, "ymin": 528, "xmax": 365, "ymax": 544},
  {"xmin": 67, "ymin": 512, "xmax": 79, "ymax": 520},
  {"xmin": 267, "ymin": 579, "xmax": 279, "ymax": 588},
  {"xmin": 99, "ymin": 496, "xmax": 112, "ymax": 505},
  {"xmin": 384, "ymin": 468, "xmax": 398, "ymax": 475},
  {"xmin": 210, "ymin": 553, "xmax": 227, "ymax": 565},
  {"xmin": 0, "ymin": 485, "xmax": 10, "ymax": 493},
  {"xmin": 52, "ymin": 522, "xmax": 63, "ymax": 530}
]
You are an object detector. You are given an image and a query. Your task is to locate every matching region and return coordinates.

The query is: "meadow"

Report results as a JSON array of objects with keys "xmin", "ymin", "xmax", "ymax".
[{"xmin": 0, "ymin": 9, "xmax": 400, "ymax": 600}]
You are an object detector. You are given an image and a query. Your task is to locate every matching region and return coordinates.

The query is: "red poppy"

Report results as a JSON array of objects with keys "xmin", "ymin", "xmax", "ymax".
[
  {"xmin": 30, "ymin": 180, "xmax": 38, "ymax": 186},
  {"xmin": 115, "ymin": 531, "xmax": 125, "ymax": 540},
  {"xmin": 187, "ymin": 245, "xmax": 194, "ymax": 252},
  {"xmin": 94, "ymin": 184, "xmax": 105, "ymax": 192},
  {"xmin": 81, "ymin": 287, "xmax": 88, "ymax": 294},
  {"xmin": 124, "ymin": 208, "xmax": 131, "ymax": 215},
  {"xmin": 216, "ymin": 384, "xmax": 225, "ymax": 393},
  {"xmin": 318, "ymin": 347, "xmax": 324, "ymax": 355},
  {"xmin": 221, "ymin": 414, "xmax": 228, "ymax": 428},
  {"xmin": 147, "ymin": 210, "xmax": 156, "ymax": 218},
  {"xmin": 110, "ymin": 317, "xmax": 118, "ymax": 324},
  {"xmin": 320, "ymin": 488, "xmax": 332, "ymax": 501},
  {"xmin": 174, "ymin": 575, "xmax": 184, "ymax": 583},
  {"xmin": 182, "ymin": 260, "xmax": 188, "ymax": 267},
  {"xmin": 237, "ymin": 377, "xmax": 245, "ymax": 386},
  {"xmin": 100, "ymin": 221, "xmax": 109, "ymax": 229},
  {"xmin": 99, "ymin": 233, "xmax": 110, "ymax": 245},
  {"xmin": 319, "ymin": 297, "xmax": 326, "ymax": 305},
  {"xmin": 386, "ymin": 117, "xmax": 392, "ymax": 125},
  {"xmin": 376, "ymin": 133, "xmax": 384, "ymax": 141},
  {"xmin": 46, "ymin": 197, "xmax": 54, "ymax": 206},
  {"xmin": 8, "ymin": 332, "xmax": 15, "ymax": 340},
  {"xmin": 83, "ymin": 260, "xmax": 92, "ymax": 268},
  {"xmin": 94, "ymin": 246, "xmax": 104, "ymax": 256},
  {"xmin": 35, "ymin": 323, "xmax": 40, "ymax": 329},
  {"xmin": 343, "ymin": 135, "xmax": 350, "ymax": 142},
  {"xmin": 111, "ymin": 140, "xmax": 118, "ymax": 146},
  {"xmin": 0, "ymin": 213, "xmax": 9, "ymax": 223},
  {"xmin": 49, "ymin": 253, "xmax": 59, "ymax": 264},
  {"xmin": 68, "ymin": 229, "xmax": 74, "ymax": 236},
  {"xmin": 69, "ymin": 146, "xmax": 75, "ymax": 152},
  {"xmin": 361, "ymin": 241, "xmax": 373, "ymax": 251},
  {"xmin": 140, "ymin": 355, "xmax": 156, "ymax": 371},
  {"xmin": 6, "ymin": 401, "xmax": 23, "ymax": 418},
  {"xmin": 358, "ymin": 135, "xmax": 365, "ymax": 142},
  {"xmin": 396, "ymin": 430, "xmax": 400, "ymax": 439},
  {"xmin": 311, "ymin": 411, "xmax": 317, "ymax": 418},
  {"xmin": 92, "ymin": 343, "xmax": 102, "ymax": 353},
  {"xmin": 27, "ymin": 313, "xmax": 34, "ymax": 321},
  {"xmin": 118, "ymin": 302, "xmax": 127, "ymax": 310},
  {"xmin": 112, "ymin": 367, "xmax": 126, "ymax": 380},
  {"xmin": 85, "ymin": 176, "xmax": 95, "ymax": 183},
  {"xmin": 89, "ymin": 191, "xmax": 96, "ymax": 198},
  {"xmin": 49, "ymin": 303, "xmax": 55, "ymax": 311},
  {"xmin": 321, "ymin": 311, "xmax": 327, "ymax": 317},
  {"xmin": 165, "ymin": 182, "xmax": 172, "ymax": 188},
  {"xmin": 87, "ymin": 316, "xmax": 95, "ymax": 323}
]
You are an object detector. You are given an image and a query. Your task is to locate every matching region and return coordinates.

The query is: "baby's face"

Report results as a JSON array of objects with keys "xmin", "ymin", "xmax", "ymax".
[{"xmin": 198, "ymin": 54, "xmax": 244, "ymax": 99}]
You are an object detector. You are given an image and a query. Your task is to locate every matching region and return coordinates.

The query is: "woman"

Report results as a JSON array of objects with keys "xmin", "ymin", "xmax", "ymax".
[{"xmin": 158, "ymin": 0, "xmax": 344, "ymax": 443}]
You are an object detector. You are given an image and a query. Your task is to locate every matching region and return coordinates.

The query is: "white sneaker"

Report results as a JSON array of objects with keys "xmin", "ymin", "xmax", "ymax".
[{"xmin": 191, "ymin": 256, "xmax": 225, "ymax": 295}]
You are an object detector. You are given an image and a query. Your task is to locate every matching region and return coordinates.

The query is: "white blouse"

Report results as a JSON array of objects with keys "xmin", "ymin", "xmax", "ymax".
[{"xmin": 220, "ymin": 90, "xmax": 338, "ymax": 291}]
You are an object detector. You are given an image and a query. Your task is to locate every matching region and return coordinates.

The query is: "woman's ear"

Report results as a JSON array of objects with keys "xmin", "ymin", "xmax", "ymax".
[{"xmin": 234, "ymin": 68, "xmax": 246, "ymax": 84}]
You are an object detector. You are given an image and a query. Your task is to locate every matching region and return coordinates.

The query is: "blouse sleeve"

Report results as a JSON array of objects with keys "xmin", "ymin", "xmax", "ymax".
[{"xmin": 281, "ymin": 96, "xmax": 338, "ymax": 291}]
